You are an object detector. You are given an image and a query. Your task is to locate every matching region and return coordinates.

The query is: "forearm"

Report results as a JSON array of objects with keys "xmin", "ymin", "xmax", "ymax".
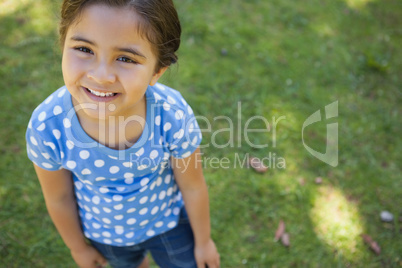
[
  {"xmin": 172, "ymin": 149, "xmax": 220, "ymax": 267},
  {"xmin": 45, "ymin": 196, "xmax": 87, "ymax": 251},
  {"xmin": 181, "ymin": 181, "xmax": 212, "ymax": 246},
  {"xmin": 33, "ymin": 166, "xmax": 106, "ymax": 267}
]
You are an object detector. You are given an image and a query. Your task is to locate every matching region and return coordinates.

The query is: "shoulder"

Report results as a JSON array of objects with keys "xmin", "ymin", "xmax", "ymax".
[
  {"xmin": 26, "ymin": 86, "xmax": 73, "ymax": 148},
  {"xmin": 147, "ymin": 84, "xmax": 202, "ymax": 158},
  {"xmin": 26, "ymin": 86, "xmax": 70, "ymax": 170},
  {"xmin": 147, "ymin": 83, "xmax": 195, "ymax": 120},
  {"xmin": 28, "ymin": 86, "xmax": 70, "ymax": 131}
]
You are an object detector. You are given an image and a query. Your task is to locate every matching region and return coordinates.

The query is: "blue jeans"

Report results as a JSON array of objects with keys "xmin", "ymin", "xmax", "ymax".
[{"xmin": 89, "ymin": 209, "xmax": 196, "ymax": 268}]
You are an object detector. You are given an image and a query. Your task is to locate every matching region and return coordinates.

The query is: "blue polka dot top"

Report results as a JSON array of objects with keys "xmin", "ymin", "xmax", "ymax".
[{"xmin": 26, "ymin": 83, "xmax": 202, "ymax": 246}]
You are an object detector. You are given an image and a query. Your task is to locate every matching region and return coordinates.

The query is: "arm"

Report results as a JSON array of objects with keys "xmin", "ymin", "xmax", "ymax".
[
  {"xmin": 33, "ymin": 164, "xmax": 107, "ymax": 268},
  {"xmin": 172, "ymin": 148, "xmax": 220, "ymax": 268}
]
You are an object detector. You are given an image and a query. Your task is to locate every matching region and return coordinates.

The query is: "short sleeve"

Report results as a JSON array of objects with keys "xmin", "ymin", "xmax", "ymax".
[
  {"xmin": 26, "ymin": 121, "xmax": 62, "ymax": 171},
  {"xmin": 167, "ymin": 100, "xmax": 202, "ymax": 159}
]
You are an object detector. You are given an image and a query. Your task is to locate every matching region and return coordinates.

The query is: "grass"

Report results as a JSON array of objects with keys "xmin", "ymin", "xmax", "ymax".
[{"xmin": 1, "ymin": 0, "xmax": 401, "ymax": 267}]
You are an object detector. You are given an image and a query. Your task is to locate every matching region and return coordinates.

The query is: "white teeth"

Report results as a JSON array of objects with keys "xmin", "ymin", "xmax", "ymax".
[{"xmin": 87, "ymin": 88, "xmax": 116, "ymax": 97}]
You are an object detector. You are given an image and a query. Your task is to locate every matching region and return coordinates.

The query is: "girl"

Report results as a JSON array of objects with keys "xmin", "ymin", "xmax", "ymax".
[{"xmin": 25, "ymin": 0, "xmax": 220, "ymax": 267}]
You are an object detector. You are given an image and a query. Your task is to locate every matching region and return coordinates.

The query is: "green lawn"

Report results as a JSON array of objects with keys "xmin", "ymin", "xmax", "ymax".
[{"xmin": 1, "ymin": 0, "xmax": 401, "ymax": 267}]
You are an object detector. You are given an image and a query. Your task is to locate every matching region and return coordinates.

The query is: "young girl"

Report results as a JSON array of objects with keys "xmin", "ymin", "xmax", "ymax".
[{"xmin": 25, "ymin": 0, "xmax": 220, "ymax": 267}]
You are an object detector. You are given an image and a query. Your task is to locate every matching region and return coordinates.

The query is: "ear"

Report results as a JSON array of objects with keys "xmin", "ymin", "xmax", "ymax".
[{"xmin": 150, "ymin": 66, "xmax": 168, "ymax": 86}]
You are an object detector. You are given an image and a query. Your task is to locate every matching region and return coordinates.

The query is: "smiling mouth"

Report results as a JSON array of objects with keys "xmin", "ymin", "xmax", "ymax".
[{"xmin": 85, "ymin": 87, "xmax": 117, "ymax": 97}]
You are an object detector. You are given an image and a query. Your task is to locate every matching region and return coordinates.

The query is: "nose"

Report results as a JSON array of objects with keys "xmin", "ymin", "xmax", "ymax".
[{"xmin": 87, "ymin": 60, "xmax": 116, "ymax": 84}]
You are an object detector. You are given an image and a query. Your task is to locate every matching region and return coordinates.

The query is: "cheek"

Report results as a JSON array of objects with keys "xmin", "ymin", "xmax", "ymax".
[
  {"xmin": 62, "ymin": 52, "xmax": 86, "ymax": 82},
  {"xmin": 117, "ymin": 66, "xmax": 144, "ymax": 84},
  {"xmin": 61, "ymin": 55, "xmax": 72, "ymax": 84}
]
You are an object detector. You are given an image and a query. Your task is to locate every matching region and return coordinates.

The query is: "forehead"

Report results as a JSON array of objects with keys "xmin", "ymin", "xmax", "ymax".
[{"xmin": 67, "ymin": 4, "xmax": 153, "ymax": 52}]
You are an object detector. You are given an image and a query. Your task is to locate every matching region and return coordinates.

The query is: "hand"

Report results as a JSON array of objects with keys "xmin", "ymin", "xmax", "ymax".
[
  {"xmin": 194, "ymin": 238, "xmax": 220, "ymax": 268},
  {"xmin": 70, "ymin": 244, "xmax": 108, "ymax": 268}
]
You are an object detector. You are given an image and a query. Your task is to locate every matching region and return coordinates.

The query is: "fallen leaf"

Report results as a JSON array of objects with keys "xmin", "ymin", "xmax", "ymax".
[
  {"xmin": 281, "ymin": 233, "xmax": 290, "ymax": 247},
  {"xmin": 249, "ymin": 157, "xmax": 268, "ymax": 173},
  {"xmin": 274, "ymin": 220, "xmax": 285, "ymax": 241},
  {"xmin": 361, "ymin": 234, "xmax": 381, "ymax": 255},
  {"xmin": 315, "ymin": 177, "xmax": 323, "ymax": 184}
]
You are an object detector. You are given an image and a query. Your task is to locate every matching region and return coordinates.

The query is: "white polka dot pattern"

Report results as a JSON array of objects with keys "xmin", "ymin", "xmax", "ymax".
[
  {"xmin": 53, "ymin": 105, "xmax": 62, "ymax": 115},
  {"xmin": 26, "ymin": 84, "xmax": 201, "ymax": 246}
]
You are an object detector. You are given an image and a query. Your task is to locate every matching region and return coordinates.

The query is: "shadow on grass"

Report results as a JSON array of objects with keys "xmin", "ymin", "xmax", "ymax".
[{"xmin": 175, "ymin": 0, "xmax": 401, "ymax": 266}]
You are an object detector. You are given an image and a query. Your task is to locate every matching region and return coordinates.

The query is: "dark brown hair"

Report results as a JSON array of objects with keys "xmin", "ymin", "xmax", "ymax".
[{"xmin": 59, "ymin": 0, "xmax": 181, "ymax": 71}]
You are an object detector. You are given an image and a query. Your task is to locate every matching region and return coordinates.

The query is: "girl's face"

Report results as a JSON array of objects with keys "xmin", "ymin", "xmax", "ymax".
[{"xmin": 62, "ymin": 4, "xmax": 166, "ymax": 121}]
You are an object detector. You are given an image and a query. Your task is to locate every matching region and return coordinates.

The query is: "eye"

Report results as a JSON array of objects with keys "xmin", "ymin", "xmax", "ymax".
[
  {"xmin": 117, "ymin": 56, "xmax": 137, "ymax": 64},
  {"xmin": 75, "ymin": 47, "xmax": 93, "ymax": 54}
]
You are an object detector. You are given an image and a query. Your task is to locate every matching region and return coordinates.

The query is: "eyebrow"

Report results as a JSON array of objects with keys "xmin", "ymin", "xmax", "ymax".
[
  {"xmin": 71, "ymin": 36, "xmax": 95, "ymax": 46},
  {"xmin": 116, "ymin": 47, "xmax": 147, "ymax": 59},
  {"xmin": 70, "ymin": 35, "xmax": 147, "ymax": 59}
]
